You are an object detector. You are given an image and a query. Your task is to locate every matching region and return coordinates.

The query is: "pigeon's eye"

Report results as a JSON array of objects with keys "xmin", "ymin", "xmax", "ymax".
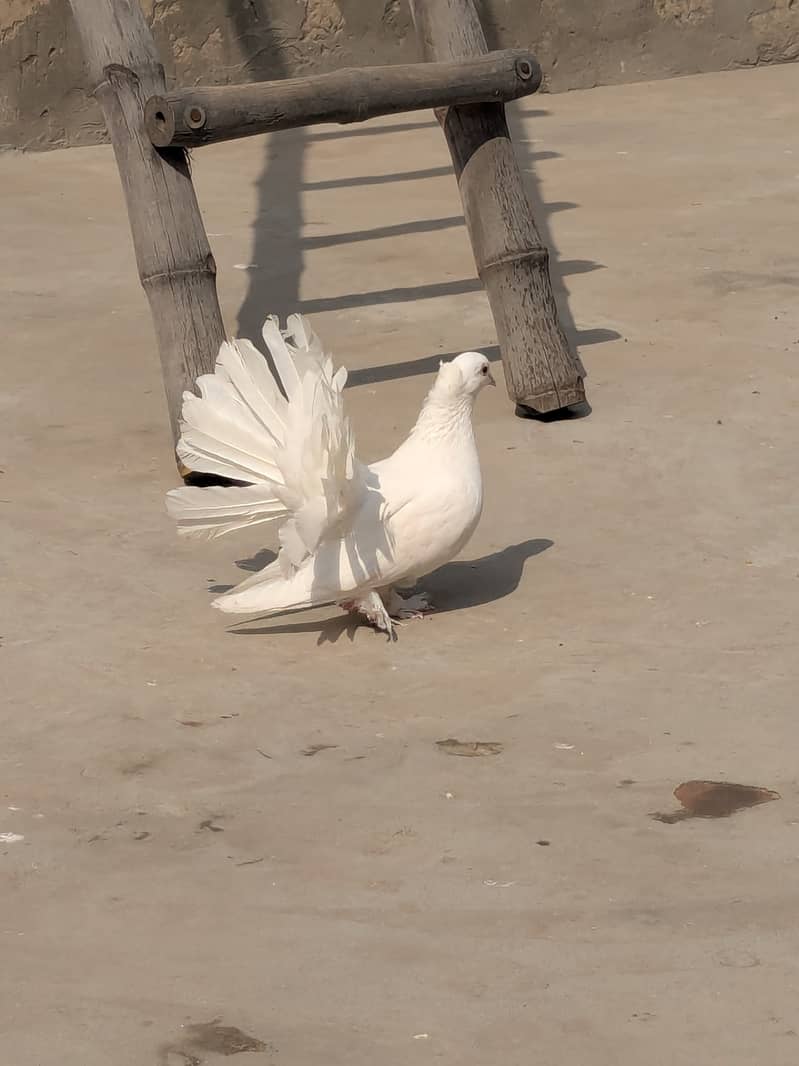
[{"xmin": 481, "ymin": 365, "xmax": 488, "ymax": 375}]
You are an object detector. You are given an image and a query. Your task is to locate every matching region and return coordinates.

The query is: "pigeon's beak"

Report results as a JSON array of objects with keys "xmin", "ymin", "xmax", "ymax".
[{"xmin": 487, "ymin": 369, "xmax": 497, "ymax": 387}]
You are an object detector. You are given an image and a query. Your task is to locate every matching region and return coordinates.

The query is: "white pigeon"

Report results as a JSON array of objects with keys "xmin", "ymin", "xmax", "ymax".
[{"xmin": 165, "ymin": 314, "xmax": 495, "ymax": 638}]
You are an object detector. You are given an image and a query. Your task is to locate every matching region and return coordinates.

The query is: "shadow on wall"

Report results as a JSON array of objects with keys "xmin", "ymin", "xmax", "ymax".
[{"xmin": 226, "ymin": 2, "xmax": 618, "ymax": 382}]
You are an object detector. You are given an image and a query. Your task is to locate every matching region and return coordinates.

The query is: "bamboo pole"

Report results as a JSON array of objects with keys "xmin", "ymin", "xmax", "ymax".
[
  {"xmin": 144, "ymin": 50, "xmax": 541, "ymax": 149},
  {"xmin": 409, "ymin": 0, "xmax": 586, "ymax": 414},
  {"xmin": 68, "ymin": 0, "xmax": 226, "ymax": 449}
]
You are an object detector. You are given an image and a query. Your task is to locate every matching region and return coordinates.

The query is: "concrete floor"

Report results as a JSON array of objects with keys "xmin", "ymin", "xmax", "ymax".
[{"xmin": 2, "ymin": 63, "xmax": 799, "ymax": 1065}]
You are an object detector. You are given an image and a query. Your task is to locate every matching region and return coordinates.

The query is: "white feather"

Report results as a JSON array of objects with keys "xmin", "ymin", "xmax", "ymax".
[
  {"xmin": 262, "ymin": 316, "xmax": 301, "ymax": 399},
  {"xmin": 166, "ymin": 484, "xmax": 287, "ymax": 539},
  {"xmin": 216, "ymin": 338, "xmax": 287, "ymax": 441}
]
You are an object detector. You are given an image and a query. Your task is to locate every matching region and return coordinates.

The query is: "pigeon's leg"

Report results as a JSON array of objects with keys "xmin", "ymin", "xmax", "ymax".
[
  {"xmin": 384, "ymin": 586, "xmax": 435, "ymax": 620},
  {"xmin": 340, "ymin": 591, "xmax": 398, "ymax": 641}
]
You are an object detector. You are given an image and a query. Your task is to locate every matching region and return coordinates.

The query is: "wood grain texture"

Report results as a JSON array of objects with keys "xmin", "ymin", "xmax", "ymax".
[
  {"xmin": 409, "ymin": 0, "xmax": 585, "ymax": 412},
  {"xmin": 68, "ymin": 0, "xmax": 225, "ymax": 448},
  {"xmin": 144, "ymin": 50, "xmax": 540, "ymax": 148}
]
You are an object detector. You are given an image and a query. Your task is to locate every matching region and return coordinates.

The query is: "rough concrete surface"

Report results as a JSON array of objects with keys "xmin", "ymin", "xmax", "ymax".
[
  {"xmin": 2, "ymin": 0, "xmax": 799, "ymax": 149},
  {"xmin": 2, "ymin": 64, "xmax": 799, "ymax": 1064}
]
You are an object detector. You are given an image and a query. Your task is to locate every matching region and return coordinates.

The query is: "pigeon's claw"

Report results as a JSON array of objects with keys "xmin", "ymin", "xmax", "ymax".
[{"xmin": 342, "ymin": 591, "xmax": 399, "ymax": 641}]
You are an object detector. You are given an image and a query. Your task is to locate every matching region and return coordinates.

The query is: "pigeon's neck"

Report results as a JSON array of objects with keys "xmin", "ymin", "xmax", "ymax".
[{"xmin": 410, "ymin": 389, "xmax": 475, "ymax": 445}]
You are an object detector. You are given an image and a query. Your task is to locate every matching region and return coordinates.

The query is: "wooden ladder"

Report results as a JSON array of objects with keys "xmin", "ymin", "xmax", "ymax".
[{"xmin": 68, "ymin": 0, "xmax": 586, "ymax": 470}]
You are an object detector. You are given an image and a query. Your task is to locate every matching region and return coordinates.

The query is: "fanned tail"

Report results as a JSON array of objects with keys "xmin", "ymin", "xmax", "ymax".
[{"xmin": 166, "ymin": 314, "xmax": 363, "ymax": 563}]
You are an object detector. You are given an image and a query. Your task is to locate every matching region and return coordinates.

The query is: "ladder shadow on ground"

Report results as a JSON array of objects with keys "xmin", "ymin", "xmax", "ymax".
[
  {"xmin": 225, "ymin": 0, "xmax": 305, "ymax": 343},
  {"xmin": 478, "ymin": 8, "xmax": 621, "ymax": 362},
  {"xmin": 230, "ymin": 4, "xmax": 619, "ymax": 388},
  {"xmin": 225, "ymin": 538, "xmax": 553, "ymax": 642},
  {"xmin": 507, "ymin": 104, "xmax": 623, "ymax": 361}
]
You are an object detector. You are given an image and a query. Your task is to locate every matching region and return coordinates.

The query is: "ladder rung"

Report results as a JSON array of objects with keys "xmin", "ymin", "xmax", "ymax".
[{"xmin": 144, "ymin": 49, "xmax": 541, "ymax": 149}]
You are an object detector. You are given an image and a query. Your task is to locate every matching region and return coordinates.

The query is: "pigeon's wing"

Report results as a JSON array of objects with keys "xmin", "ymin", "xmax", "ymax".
[{"xmin": 167, "ymin": 314, "xmax": 367, "ymax": 568}]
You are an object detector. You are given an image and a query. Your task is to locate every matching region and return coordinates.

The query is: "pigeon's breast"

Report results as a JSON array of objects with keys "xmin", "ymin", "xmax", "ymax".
[{"xmin": 385, "ymin": 459, "xmax": 483, "ymax": 579}]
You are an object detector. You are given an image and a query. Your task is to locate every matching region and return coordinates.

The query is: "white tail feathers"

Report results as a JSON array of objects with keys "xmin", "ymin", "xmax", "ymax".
[
  {"xmin": 168, "ymin": 314, "xmax": 363, "ymax": 570},
  {"xmin": 165, "ymin": 484, "xmax": 287, "ymax": 540},
  {"xmin": 176, "ymin": 337, "xmax": 287, "ymax": 485},
  {"xmin": 211, "ymin": 562, "xmax": 323, "ymax": 615}
]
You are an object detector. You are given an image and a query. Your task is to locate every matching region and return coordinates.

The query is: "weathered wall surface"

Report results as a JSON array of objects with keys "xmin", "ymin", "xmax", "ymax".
[{"xmin": 1, "ymin": 0, "xmax": 798, "ymax": 150}]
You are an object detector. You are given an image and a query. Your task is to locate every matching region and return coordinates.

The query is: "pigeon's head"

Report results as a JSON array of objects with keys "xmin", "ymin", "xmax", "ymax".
[{"xmin": 442, "ymin": 350, "xmax": 496, "ymax": 398}]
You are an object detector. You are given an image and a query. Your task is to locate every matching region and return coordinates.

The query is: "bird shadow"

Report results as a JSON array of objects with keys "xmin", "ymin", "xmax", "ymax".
[
  {"xmin": 236, "ymin": 548, "xmax": 277, "ymax": 573},
  {"xmin": 208, "ymin": 548, "xmax": 277, "ymax": 594},
  {"xmin": 226, "ymin": 538, "xmax": 552, "ymax": 643},
  {"xmin": 424, "ymin": 538, "xmax": 553, "ymax": 613}
]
